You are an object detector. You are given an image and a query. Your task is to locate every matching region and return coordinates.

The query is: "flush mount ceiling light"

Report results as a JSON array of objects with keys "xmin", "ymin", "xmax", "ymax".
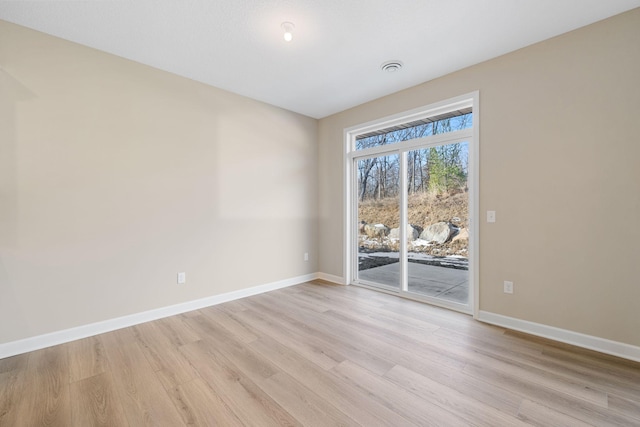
[
  {"xmin": 281, "ymin": 22, "xmax": 295, "ymax": 42},
  {"xmin": 381, "ymin": 60, "xmax": 403, "ymax": 72}
]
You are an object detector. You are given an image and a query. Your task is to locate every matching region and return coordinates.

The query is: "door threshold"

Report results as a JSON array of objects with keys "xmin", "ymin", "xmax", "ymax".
[{"xmin": 351, "ymin": 281, "xmax": 472, "ymax": 315}]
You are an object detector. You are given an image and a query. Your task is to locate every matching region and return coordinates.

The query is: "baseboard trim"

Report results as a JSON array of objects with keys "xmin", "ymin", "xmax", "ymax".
[
  {"xmin": 0, "ymin": 273, "xmax": 317, "ymax": 359},
  {"xmin": 316, "ymin": 272, "xmax": 346, "ymax": 285},
  {"xmin": 477, "ymin": 311, "xmax": 640, "ymax": 363}
]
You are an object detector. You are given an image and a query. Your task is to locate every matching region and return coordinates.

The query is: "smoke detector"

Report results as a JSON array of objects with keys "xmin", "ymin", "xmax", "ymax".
[{"xmin": 381, "ymin": 60, "xmax": 403, "ymax": 73}]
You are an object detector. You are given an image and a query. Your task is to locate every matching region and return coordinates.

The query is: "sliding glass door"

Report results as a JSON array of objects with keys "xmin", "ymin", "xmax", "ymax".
[
  {"xmin": 404, "ymin": 143, "xmax": 469, "ymax": 305},
  {"xmin": 356, "ymin": 154, "xmax": 400, "ymax": 291},
  {"xmin": 348, "ymin": 98, "xmax": 476, "ymax": 314}
]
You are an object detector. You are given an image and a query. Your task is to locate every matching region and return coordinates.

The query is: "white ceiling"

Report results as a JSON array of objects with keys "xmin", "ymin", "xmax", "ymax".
[{"xmin": 1, "ymin": 1, "xmax": 638, "ymax": 118}]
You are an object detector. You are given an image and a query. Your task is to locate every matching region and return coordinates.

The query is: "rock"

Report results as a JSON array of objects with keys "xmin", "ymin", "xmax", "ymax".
[
  {"xmin": 389, "ymin": 228, "xmax": 399, "ymax": 239},
  {"xmin": 452, "ymin": 228, "xmax": 469, "ymax": 242},
  {"xmin": 419, "ymin": 222, "xmax": 459, "ymax": 244},
  {"xmin": 364, "ymin": 223, "xmax": 390, "ymax": 238},
  {"xmin": 389, "ymin": 224, "xmax": 422, "ymax": 241}
]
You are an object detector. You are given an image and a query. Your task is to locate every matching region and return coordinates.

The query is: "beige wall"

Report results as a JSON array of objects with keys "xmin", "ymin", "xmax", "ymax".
[
  {"xmin": 0, "ymin": 21, "xmax": 318, "ymax": 343},
  {"xmin": 318, "ymin": 9, "xmax": 640, "ymax": 346}
]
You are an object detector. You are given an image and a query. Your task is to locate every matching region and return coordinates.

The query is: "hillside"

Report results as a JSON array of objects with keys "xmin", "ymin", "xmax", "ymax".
[{"xmin": 358, "ymin": 190, "xmax": 469, "ymax": 258}]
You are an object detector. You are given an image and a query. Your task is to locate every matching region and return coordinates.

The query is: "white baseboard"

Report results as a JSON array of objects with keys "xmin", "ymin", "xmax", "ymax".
[
  {"xmin": 315, "ymin": 272, "xmax": 346, "ymax": 285},
  {"xmin": 0, "ymin": 273, "xmax": 317, "ymax": 359},
  {"xmin": 477, "ymin": 311, "xmax": 640, "ymax": 363}
]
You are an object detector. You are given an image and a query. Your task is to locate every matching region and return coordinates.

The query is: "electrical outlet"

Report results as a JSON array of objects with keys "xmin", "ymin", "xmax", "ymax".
[
  {"xmin": 487, "ymin": 210, "xmax": 496, "ymax": 223},
  {"xmin": 504, "ymin": 280, "xmax": 513, "ymax": 294},
  {"xmin": 304, "ymin": 252, "xmax": 309, "ymax": 261},
  {"xmin": 177, "ymin": 272, "xmax": 186, "ymax": 284}
]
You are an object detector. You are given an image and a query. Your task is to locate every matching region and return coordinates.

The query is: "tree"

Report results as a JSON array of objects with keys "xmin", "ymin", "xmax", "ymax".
[
  {"xmin": 358, "ymin": 157, "xmax": 377, "ymax": 201},
  {"xmin": 356, "ymin": 113, "xmax": 472, "ymax": 200},
  {"xmin": 426, "ymin": 144, "xmax": 467, "ymax": 194}
]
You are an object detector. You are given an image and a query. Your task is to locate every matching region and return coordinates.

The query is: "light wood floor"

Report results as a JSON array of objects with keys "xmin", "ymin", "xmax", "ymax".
[{"xmin": 1, "ymin": 282, "xmax": 639, "ymax": 426}]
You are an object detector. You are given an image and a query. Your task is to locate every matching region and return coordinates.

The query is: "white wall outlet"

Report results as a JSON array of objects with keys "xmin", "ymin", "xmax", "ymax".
[
  {"xmin": 304, "ymin": 252, "xmax": 309, "ymax": 261},
  {"xmin": 504, "ymin": 280, "xmax": 513, "ymax": 294},
  {"xmin": 487, "ymin": 210, "xmax": 496, "ymax": 223},
  {"xmin": 177, "ymin": 272, "xmax": 186, "ymax": 284}
]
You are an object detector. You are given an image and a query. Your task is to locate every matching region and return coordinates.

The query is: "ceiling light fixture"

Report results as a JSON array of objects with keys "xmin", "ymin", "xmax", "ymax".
[
  {"xmin": 381, "ymin": 60, "xmax": 403, "ymax": 72},
  {"xmin": 281, "ymin": 22, "xmax": 295, "ymax": 42}
]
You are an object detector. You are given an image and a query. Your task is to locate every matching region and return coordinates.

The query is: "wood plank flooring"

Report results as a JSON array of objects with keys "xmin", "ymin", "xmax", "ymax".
[{"xmin": 1, "ymin": 281, "xmax": 639, "ymax": 426}]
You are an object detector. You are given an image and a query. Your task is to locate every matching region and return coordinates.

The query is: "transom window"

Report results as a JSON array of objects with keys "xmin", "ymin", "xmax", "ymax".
[{"xmin": 355, "ymin": 108, "xmax": 472, "ymax": 150}]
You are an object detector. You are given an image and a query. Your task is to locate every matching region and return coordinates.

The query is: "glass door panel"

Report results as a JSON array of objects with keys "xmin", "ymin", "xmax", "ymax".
[
  {"xmin": 356, "ymin": 154, "xmax": 400, "ymax": 291},
  {"xmin": 405, "ymin": 143, "xmax": 469, "ymax": 305}
]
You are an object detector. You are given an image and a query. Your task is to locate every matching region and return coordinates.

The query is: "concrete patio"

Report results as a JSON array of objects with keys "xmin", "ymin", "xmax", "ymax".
[{"xmin": 358, "ymin": 261, "xmax": 468, "ymax": 304}]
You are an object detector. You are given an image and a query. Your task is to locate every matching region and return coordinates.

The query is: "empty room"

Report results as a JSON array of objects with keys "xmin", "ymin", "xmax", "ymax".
[{"xmin": 1, "ymin": 1, "xmax": 639, "ymax": 426}]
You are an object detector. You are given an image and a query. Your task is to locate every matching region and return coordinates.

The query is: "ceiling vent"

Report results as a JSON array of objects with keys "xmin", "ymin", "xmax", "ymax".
[{"xmin": 381, "ymin": 60, "xmax": 403, "ymax": 73}]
